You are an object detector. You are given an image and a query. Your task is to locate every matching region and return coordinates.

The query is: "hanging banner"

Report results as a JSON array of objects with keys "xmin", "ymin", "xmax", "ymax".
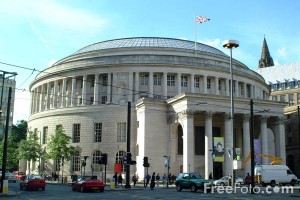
[
  {"xmin": 254, "ymin": 139, "xmax": 262, "ymax": 164},
  {"xmin": 213, "ymin": 137, "xmax": 224, "ymax": 162}
]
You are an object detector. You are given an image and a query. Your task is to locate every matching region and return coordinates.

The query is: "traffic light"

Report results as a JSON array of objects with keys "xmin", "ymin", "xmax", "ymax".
[
  {"xmin": 102, "ymin": 153, "xmax": 108, "ymax": 165},
  {"xmin": 127, "ymin": 152, "xmax": 132, "ymax": 163},
  {"xmin": 143, "ymin": 156, "xmax": 149, "ymax": 167},
  {"xmin": 123, "ymin": 154, "xmax": 128, "ymax": 164},
  {"xmin": 98, "ymin": 153, "xmax": 108, "ymax": 165}
]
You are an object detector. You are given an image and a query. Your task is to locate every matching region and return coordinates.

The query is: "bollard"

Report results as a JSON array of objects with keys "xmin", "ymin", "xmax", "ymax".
[{"xmin": 2, "ymin": 180, "xmax": 8, "ymax": 194}]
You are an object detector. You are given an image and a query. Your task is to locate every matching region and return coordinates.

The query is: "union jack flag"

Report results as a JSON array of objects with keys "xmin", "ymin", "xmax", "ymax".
[{"xmin": 196, "ymin": 16, "xmax": 210, "ymax": 23}]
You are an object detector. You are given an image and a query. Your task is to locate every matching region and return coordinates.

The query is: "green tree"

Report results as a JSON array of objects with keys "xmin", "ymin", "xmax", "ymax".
[
  {"xmin": 0, "ymin": 120, "xmax": 28, "ymax": 170},
  {"xmin": 46, "ymin": 126, "xmax": 76, "ymax": 163},
  {"xmin": 18, "ymin": 131, "xmax": 42, "ymax": 174}
]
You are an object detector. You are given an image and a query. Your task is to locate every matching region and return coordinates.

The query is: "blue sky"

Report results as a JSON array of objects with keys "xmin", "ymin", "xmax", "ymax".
[{"xmin": 0, "ymin": 0, "xmax": 299, "ymax": 123}]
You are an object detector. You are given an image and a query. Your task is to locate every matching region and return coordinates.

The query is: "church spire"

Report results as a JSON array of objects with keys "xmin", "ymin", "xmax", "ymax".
[{"xmin": 258, "ymin": 36, "xmax": 274, "ymax": 68}]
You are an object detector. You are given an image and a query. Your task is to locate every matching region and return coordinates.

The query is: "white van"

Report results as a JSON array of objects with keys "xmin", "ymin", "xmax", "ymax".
[{"xmin": 255, "ymin": 165, "xmax": 297, "ymax": 187}]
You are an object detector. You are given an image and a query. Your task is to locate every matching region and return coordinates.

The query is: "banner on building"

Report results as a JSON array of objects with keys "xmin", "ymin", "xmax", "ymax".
[
  {"xmin": 254, "ymin": 139, "xmax": 262, "ymax": 164},
  {"xmin": 213, "ymin": 137, "xmax": 224, "ymax": 162}
]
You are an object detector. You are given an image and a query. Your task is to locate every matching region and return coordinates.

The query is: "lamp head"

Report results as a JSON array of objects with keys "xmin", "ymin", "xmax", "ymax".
[{"xmin": 222, "ymin": 40, "xmax": 239, "ymax": 49}]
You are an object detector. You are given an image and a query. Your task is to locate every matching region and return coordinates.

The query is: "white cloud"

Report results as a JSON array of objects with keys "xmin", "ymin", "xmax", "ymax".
[
  {"xmin": 199, "ymin": 38, "xmax": 221, "ymax": 49},
  {"xmin": 278, "ymin": 48, "xmax": 287, "ymax": 57}
]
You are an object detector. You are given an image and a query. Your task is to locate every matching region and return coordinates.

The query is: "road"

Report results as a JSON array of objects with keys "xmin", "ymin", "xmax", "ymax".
[{"xmin": 2, "ymin": 181, "xmax": 300, "ymax": 200}]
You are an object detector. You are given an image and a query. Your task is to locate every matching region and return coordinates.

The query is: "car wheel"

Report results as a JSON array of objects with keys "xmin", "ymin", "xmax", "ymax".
[
  {"xmin": 220, "ymin": 182, "xmax": 225, "ymax": 186},
  {"xmin": 176, "ymin": 184, "xmax": 182, "ymax": 192},
  {"xmin": 191, "ymin": 184, "xmax": 197, "ymax": 192},
  {"xmin": 80, "ymin": 186, "xmax": 84, "ymax": 193},
  {"xmin": 270, "ymin": 180, "xmax": 276, "ymax": 187},
  {"xmin": 291, "ymin": 179, "xmax": 296, "ymax": 186}
]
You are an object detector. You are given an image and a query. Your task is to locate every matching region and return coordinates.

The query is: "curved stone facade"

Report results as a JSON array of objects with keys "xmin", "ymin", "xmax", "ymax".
[{"xmin": 26, "ymin": 37, "xmax": 285, "ymax": 181}]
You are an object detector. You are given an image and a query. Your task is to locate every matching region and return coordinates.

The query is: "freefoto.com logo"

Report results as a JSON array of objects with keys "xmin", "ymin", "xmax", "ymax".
[{"xmin": 204, "ymin": 183, "xmax": 294, "ymax": 194}]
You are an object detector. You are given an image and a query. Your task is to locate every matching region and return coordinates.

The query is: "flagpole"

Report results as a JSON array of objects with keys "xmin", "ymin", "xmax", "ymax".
[{"xmin": 194, "ymin": 14, "xmax": 197, "ymax": 51}]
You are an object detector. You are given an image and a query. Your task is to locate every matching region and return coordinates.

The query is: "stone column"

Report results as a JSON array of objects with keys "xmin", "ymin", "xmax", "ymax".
[
  {"xmin": 260, "ymin": 116, "xmax": 268, "ymax": 165},
  {"xmin": 53, "ymin": 80, "xmax": 58, "ymax": 108},
  {"xmin": 81, "ymin": 75, "xmax": 87, "ymax": 106},
  {"xmin": 35, "ymin": 87, "xmax": 40, "ymax": 112},
  {"xmin": 61, "ymin": 78, "xmax": 66, "ymax": 108},
  {"xmin": 163, "ymin": 72, "xmax": 167, "ymax": 99},
  {"xmin": 39, "ymin": 85, "xmax": 45, "ymax": 112},
  {"xmin": 107, "ymin": 73, "xmax": 111, "ymax": 103},
  {"xmin": 215, "ymin": 77, "xmax": 219, "ymax": 95},
  {"xmin": 135, "ymin": 72, "xmax": 140, "ymax": 102},
  {"xmin": 45, "ymin": 82, "xmax": 50, "ymax": 110},
  {"xmin": 203, "ymin": 75, "xmax": 207, "ymax": 94},
  {"xmin": 93, "ymin": 74, "xmax": 99, "ymax": 105},
  {"xmin": 70, "ymin": 77, "xmax": 76, "ymax": 107},
  {"xmin": 190, "ymin": 74, "xmax": 195, "ymax": 93},
  {"xmin": 224, "ymin": 113, "xmax": 233, "ymax": 176},
  {"xmin": 31, "ymin": 90, "xmax": 35, "ymax": 114},
  {"xmin": 149, "ymin": 72, "xmax": 153, "ymax": 98},
  {"xmin": 243, "ymin": 82, "xmax": 247, "ymax": 98},
  {"xmin": 226, "ymin": 79, "xmax": 230, "ymax": 96},
  {"xmin": 179, "ymin": 110, "xmax": 194, "ymax": 172},
  {"xmin": 205, "ymin": 112, "xmax": 213, "ymax": 179},
  {"xmin": 243, "ymin": 115, "xmax": 250, "ymax": 176},
  {"xmin": 177, "ymin": 73, "xmax": 181, "ymax": 94},
  {"xmin": 235, "ymin": 80, "xmax": 239, "ymax": 97},
  {"xmin": 275, "ymin": 116, "xmax": 286, "ymax": 164}
]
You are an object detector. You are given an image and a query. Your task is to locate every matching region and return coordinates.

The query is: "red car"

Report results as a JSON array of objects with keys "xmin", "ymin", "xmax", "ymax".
[
  {"xmin": 72, "ymin": 176, "xmax": 104, "ymax": 192},
  {"xmin": 20, "ymin": 175, "xmax": 46, "ymax": 191},
  {"xmin": 14, "ymin": 171, "xmax": 26, "ymax": 180}
]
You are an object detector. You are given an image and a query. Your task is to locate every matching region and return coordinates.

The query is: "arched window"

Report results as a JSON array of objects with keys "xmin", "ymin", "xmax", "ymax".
[
  {"xmin": 177, "ymin": 125, "xmax": 183, "ymax": 155},
  {"xmin": 116, "ymin": 151, "xmax": 126, "ymax": 172},
  {"xmin": 71, "ymin": 151, "xmax": 81, "ymax": 172},
  {"xmin": 92, "ymin": 150, "xmax": 102, "ymax": 172}
]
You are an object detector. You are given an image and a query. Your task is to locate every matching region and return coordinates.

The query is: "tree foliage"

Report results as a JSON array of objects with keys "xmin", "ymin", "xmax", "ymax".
[
  {"xmin": 46, "ymin": 126, "xmax": 76, "ymax": 161},
  {"xmin": 0, "ymin": 120, "xmax": 28, "ymax": 170},
  {"xmin": 18, "ymin": 131, "xmax": 42, "ymax": 162}
]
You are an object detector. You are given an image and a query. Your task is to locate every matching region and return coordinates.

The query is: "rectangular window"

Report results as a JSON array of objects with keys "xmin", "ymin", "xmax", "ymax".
[
  {"xmin": 194, "ymin": 77, "xmax": 200, "ymax": 88},
  {"xmin": 289, "ymin": 94, "xmax": 294, "ymax": 105},
  {"xmin": 101, "ymin": 96, "xmax": 107, "ymax": 104},
  {"xmin": 272, "ymin": 96, "xmax": 278, "ymax": 101},
  {"xmin": 103, "ymin": 76, "xmax": 108, "ymax": 86},
  {"xmin": 280, "ymin": 95, "xmax": 286, "ymax": 102},
  {"xmin": 71, "ymin": 153, "xmax": 80, "ymax": 171},
  {"xmin": 154, "ymin": 74, "xmax": 162, "ymax": 86},
  {"xmin": 90, "ymin": 97, "xmax": 94, "ymax": 105},
  {"xmin": 207, "ymin": 78, "xmax": 211, "ymax": 89},
  {"xmin": 154, "ymin": 95, "xmax": 162, "ymax": 99},
  {"xmin": 43, "ymin": 126, "xmax": 48, "ymax": 144},
  {"xmin": 218, "ymin": 80, "xmax": 221, "ymax": 90},
  {"xmin": 181, "ymin": 75, "xmax": 188, "ymax": 87},
  {"xmin": 73, "ymin": 124, "xmax": 81, "ymax": 143},
  {"xmin": 195, "ymin": 126, "xmax": 205, "ymax": 155},
  {"xmin": 94, "ymin": 123, "xmax": 102, "ymax": 142},
  {"xmin": 167, "ymin": 75, "xmax": 175, "ymax": 86},
  {"xmin": 117, "ymin": 123, "xmax": 126, "ymax": 142},
  {"xmin": 140, "ymin": 74, "xmax": 149, "ymax": 86}
]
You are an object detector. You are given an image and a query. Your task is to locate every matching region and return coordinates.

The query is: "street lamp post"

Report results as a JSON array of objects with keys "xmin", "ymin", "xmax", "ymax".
[
  {"xmin": 223, "ymin": 40, "xmax": 239, "ymax": 187},
  {"xmin": 163, "ymin": 155, "xmax": 170, "ymax": 188}
]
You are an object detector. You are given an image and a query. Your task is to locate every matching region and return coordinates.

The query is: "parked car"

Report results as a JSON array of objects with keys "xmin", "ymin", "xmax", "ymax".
[
  {"xmin": 213, "ymin": 176, "xmax": 243, "ymax": 186},
  {"xmin": 175, "ymin": 173, "xmax": 211, "ymax": 192},
  {"xmin": 13, "ymin": 171, "xmax": 26, "ymax": 180},
  {"xmin": 72, "ymin": 176, "xmax": 104, "ymax": 192},
  {"xmin": 20, "ymin": 175, "xmax": 46, "ymax": 191},
  {"xmin": 0, "ymin": 171, "xmax": 17, "ymax": 183}
]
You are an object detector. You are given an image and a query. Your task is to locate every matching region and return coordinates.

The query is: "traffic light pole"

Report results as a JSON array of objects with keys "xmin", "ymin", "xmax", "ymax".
[{"xmin": 125, "ymin": 102, "xmax": 131, "ymax": 189}]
